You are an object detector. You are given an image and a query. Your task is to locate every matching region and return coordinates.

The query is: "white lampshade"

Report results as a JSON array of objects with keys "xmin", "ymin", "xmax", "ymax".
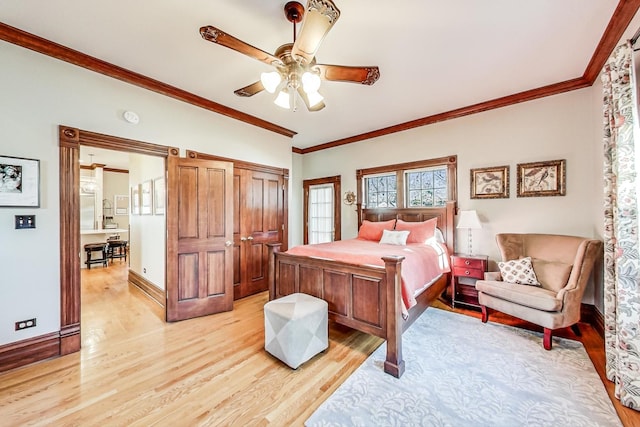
[
  {"xmin": 274, "ymin": 89, "xmax": 290, "ymax": 109},
  {"xmin": 302, "ymin": 71, "xmax": 321, "ymax": 94},
  {"xmin": 456, "ymin": 210, "xmax": 482, "ymax": 230},
  {"xmin": 306, "ymin": 90, "xmax": 324, "ymax": 108},
  {"xmin": 260, "ymin": 71, "xmax": 282, "ymax": 94}
]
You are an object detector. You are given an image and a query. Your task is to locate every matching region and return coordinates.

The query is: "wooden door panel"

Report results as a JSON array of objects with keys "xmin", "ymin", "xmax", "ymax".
[
  {"xmin": 178, "ymin": 166, "xmax": 198, "ymax": 239},
  {"xmin": 167, "ymin": 157, "xmax": 234, "ymax": 321},
  {"xmin": 207, "ymin": 250, "xmax": 226, "ymax": 296},
  {"xmin": 178, "ymin": 253, "xmax": 199, "ymax": 300}
]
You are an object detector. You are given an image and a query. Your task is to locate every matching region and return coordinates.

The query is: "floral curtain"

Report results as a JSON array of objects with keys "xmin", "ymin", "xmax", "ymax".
[{"xmin": 602, "ymin": 41, "xmax": 640, "ymax": 411}]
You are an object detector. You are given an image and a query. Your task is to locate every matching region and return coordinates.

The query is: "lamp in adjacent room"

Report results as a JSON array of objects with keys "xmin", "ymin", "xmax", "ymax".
[{"xmin": 456, "ymin": 210, "xmax": 482, "ymax": 255}]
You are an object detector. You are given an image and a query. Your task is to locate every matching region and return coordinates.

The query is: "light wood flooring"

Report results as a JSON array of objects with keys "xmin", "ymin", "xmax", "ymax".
[{"xmin": 0, "ymin": 263, "xmax": 638, "ymax": 426}]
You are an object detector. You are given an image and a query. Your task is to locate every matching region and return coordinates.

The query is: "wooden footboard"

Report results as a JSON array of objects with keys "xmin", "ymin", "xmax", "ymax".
[{"xmin": 268, "ymin": 243, "xmax": 447, "ymax": 377}]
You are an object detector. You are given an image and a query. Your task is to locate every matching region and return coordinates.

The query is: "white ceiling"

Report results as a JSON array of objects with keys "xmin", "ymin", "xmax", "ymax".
[{"xmin": 0, "ymin": 1, "xmax": 621, "ymax": 150}]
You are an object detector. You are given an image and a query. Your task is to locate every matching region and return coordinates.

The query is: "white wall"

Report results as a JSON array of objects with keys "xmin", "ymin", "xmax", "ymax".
[
  {"xmin": 129, "ymin": 154, "xmax": 165, "ymax": 289},
  {"xmin": 0, "ymin": 40, "xmax": 292, "ymax": 346}
]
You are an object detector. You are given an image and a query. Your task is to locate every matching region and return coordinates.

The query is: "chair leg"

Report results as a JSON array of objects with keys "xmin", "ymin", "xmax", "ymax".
[
  {"xmin": 570, "ymin": 323, "xmax": 582, "ymax": 337},
  {"xmin": 543, "ymin": 328, "xmax": 552, "ymax": 350},
  {"xmin": 481, "ymin": 305, "xmax": 489, "ymax": 323}
]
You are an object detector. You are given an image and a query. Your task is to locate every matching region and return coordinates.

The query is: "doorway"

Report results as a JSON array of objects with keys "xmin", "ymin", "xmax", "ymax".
[{"xmin": 58, "ymin": 125, "xmax": 175, "ymax": 355}]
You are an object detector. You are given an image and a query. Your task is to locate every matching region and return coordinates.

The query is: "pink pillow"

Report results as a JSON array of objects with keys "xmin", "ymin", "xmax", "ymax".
[
  {"xmin": 395, "ymin": 218, "xmax": 438, "ymax": 244},
  {"xmin": 357, "ymin": 219, "xmax": 396, "ymax": 241}
]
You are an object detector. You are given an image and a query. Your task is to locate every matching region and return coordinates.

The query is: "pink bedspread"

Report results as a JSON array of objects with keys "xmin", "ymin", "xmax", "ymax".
[{"xmin": 285, "ymin": 238, "xmax": 450, "ymax": 315}]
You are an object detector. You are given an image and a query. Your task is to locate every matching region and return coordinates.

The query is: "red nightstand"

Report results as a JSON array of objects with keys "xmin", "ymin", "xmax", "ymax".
[{"xmin": 450, "ymin": 253, "xmax": 488, "ymax": 308}]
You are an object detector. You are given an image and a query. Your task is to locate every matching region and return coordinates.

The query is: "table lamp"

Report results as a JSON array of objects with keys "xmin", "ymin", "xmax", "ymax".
[{"xmin": 456, "ymin": 210, "xmax": 482, "ymax": 255}]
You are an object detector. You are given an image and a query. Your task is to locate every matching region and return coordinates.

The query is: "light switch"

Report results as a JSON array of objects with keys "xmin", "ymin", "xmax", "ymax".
[{"xmin": 15, "ymin": 215, "xmax": 36, "ymax": 229}]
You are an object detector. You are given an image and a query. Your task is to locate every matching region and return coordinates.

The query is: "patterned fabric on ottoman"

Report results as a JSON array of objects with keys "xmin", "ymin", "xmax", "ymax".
[{"xmin": 264, "ymin": 293, "xmax": 328, "ymax": 369}]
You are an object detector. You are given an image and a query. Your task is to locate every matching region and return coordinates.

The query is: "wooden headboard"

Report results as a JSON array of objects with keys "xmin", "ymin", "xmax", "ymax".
[{"xmin": 359, "ymin": 201, "xmax": 456, "ymax": 255}]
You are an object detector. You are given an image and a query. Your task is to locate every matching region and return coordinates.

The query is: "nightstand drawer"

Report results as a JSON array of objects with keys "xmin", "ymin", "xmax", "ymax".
[
  {"xmin": 452, "ymin": 257, "xmax": 485, "ymax": 270},
  {"xmin": 452, "ymin": 266, "xmax": 484, "ymax": 280}
]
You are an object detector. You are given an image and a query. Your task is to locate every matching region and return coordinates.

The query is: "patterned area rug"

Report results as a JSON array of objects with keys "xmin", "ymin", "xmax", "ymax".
[{"xmin": 306, "ymin": 308, "xmax": 621, "ymax": 427}]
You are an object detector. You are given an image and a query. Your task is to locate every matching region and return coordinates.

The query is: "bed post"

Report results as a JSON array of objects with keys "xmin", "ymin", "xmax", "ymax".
[
  {"xmin": 267, "ymin": 243, "xmax": 281, "ymax": 301},
  {"xmin": 382, "ymin": 255, "xmax": 405, "ymax": 378}
]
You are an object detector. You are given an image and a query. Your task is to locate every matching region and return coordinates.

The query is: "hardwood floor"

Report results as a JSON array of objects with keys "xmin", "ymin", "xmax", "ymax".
[{"xmin": 0, "ymin": 264, "xmax": 637, "ymax": 426}]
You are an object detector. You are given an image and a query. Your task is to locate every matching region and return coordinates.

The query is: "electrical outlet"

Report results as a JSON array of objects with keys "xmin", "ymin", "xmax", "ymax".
[
  {"xmin": 143, "ymin": 268, "xmax": 147, "ymax": 273},
  {"xmin": 15, "ymin": 318, "xmax": 37, "ymax": 331}
]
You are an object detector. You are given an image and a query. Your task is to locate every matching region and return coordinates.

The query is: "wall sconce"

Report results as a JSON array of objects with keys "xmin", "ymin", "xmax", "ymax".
[{"xmin": 343, "ymin": 191, "xmax": 356, "ymax": 205}]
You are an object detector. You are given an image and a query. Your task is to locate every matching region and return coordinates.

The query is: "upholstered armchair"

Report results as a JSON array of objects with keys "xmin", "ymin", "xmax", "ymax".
[{"xmin": 475, "ymin": 233, "xmax": 602, "ymax": 350}]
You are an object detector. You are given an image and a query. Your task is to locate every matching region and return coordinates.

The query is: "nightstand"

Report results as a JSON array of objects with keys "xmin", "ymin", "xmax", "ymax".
[{"xmin": 450, "ymin": 253, "xmax": 488, "ymax": 308}]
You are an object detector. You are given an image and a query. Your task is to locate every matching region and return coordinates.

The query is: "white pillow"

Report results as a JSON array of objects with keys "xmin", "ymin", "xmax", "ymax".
[
  {"xmin": 498, "ymin": 257, "xmax": 541, "ymax": 286},
  {"xmin": 379, "ymin": 229, "xmax": 410, "ymax": 246}
]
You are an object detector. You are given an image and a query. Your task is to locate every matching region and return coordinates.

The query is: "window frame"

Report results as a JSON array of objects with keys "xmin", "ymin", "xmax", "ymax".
[
  {"xmin": 303, "ymin": 175, "xmax": 341, "ymax": 244},
  {"xmin": 356, "ymin": 155, "xmax": 457, "ymax": 210}
]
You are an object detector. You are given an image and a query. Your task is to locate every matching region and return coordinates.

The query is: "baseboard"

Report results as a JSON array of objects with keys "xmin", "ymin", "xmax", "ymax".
[
  {"xmin": 0, "ymin": 332, "xmax": 60, "ymax": 373},
  {"xmin": 581, "ymin": 303, "xmax": 605, "ymax": 338},
  {"xmin": 129, "ymin": 269, "xmax": 165, "ymax": 307}
]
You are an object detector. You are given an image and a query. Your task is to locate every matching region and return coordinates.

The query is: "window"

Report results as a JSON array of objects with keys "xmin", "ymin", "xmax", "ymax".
[
  {"xmin": 365, "ymin": 173, "xmax": 397, "ymax": 208},
  {"xmin": 406, "ymin": 167, "xmax": 448, "ymax": 207},
  {"xmin": 303, "ymin": 176, "xmax": 341, "ymax": 244},
  {"xmin": 358, "ymin": 156, "xmax": 457, "ymax": 209}
]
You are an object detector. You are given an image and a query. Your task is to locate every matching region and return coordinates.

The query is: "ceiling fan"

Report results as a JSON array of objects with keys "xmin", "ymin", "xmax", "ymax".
[{"xmin": 199, "ymin": 0, "xmax": 380, "ymax": 112}]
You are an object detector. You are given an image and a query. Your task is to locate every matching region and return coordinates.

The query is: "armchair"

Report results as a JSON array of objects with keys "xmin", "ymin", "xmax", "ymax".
[{"xmin": 475, "ymin": 233, "xmax": 602, "ymax": 350}]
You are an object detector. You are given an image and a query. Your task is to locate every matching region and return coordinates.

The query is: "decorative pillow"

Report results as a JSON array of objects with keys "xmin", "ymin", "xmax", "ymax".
[
  {"xmin": 379, "ymin": 229, "xmax": 410, "ymax": 246},
  {"xmin": 395, "ymin": 218, "xmax": 438, "ymax": 244},
  {"xmin": 498, "ymin": 257, "xmax": 541, "ymax": 286},
  {"xmin": 357, "ymin": 219, "xmax": 396, "ymax": 241}
]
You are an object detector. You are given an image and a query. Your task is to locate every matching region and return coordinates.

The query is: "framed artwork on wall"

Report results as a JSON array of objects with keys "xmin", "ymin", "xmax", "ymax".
[
  {"xmin": 131, "ymin": 185, "xmax": 140, "ymax": 215},
  {"xmin": 470, "ymin": 165, "xmax": 509, "ymax": 199},
  {"xmin": 517, "ymin": 159, "xmax": 566, "ymax": 197},
  {"xmin": 114, "ymin": 194, "xmax": 129, "ymax": 215},
  {"xmin": 153, "ymin": 176, "xmax": 165, "ymax": 215},
  {"xmin": 140, "ymin": 179, "xmax": 153, "ymax": 215},
  {"xmin": 0, "ymin": 155, "xmax": 40, "ymax": 207}
]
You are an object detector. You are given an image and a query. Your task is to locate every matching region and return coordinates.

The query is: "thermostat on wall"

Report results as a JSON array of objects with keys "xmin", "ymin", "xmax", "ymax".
[{"xmin": 123, "ymin": 110, "xmax": 140, "ymax": 124}]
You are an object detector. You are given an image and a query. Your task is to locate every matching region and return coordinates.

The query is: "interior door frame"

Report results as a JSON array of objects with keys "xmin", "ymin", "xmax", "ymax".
[
  {"xmin": 303, "ymin": 175, "xmax": 341, "ymax": 244},
  {"xmin": 58, "ymin": 125, "xmax": 177, "ymax": 355}
]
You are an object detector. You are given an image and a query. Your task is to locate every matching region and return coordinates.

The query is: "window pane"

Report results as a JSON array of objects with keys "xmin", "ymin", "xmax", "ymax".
[
  {"xmin": 308, "ymin": 184, "xmax": 334, "ymax": 244},
  {"xmin": 364, "ymin": 174, "xmax": 397, "ymax": 208},
  {"xmin": 406, "ymin": 167, "xmax": 447, "ymax": 207}
]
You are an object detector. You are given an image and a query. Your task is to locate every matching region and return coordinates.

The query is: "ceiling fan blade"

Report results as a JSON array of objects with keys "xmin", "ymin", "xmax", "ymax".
[
  {"xmin": 297, "ymin": 87, "xmax": 326, "ymax": 112},
  {"xmin": 291, "ymin": 0, "xmax": 340, "ymax": 63},
  {"xmin": 200, "ymin": 26, "xmax": 283, "ymax": 67},
  {"xmin": 234, "ymin": 81, "xmax": 265, "ymax": 97},
  {"xmin": 315, "ymin": 64, "xmax": 380, "ymax": 85}
]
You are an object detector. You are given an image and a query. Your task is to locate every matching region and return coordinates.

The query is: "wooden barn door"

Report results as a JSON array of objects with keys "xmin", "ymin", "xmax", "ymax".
[{"xmin": 166, "ymin": 156, "xmax": 234, "ymax": 321}]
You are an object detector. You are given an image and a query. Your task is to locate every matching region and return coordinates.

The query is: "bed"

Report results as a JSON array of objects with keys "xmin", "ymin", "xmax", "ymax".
[{"xmin": 268, "ymin": 201, "xmax": 455, "ymax": 377}]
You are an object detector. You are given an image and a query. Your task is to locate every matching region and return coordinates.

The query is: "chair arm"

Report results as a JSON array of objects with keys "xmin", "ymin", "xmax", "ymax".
[{"xmin": 484, "ymin": 271, "xmax": 502, "ymax": 281}]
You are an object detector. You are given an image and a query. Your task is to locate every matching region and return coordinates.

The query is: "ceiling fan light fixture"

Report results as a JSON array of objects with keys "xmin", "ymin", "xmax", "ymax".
[
  {"xmin": 301, "ymin": 71, "xmax": 321, "ymax": 94},
  {"xmin": 274, "ymin": 89, "xmax": 291, "ymax": 109},
  {"xmin": 260, "ymin": 71, "xmax": 282, "ymax": 94},
  {"xmin": 306, "ymin": 90, "xmax": 324, "ymax": 108}
]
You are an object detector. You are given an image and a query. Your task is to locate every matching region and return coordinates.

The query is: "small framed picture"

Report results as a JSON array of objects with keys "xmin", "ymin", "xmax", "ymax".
[
  {"xmin": 114, "ymin": 194, "xmax": 129, "ymax": 216},
  {"xmin": 140, "ymin": 180, "xmax": 153, "ymax": 215},
  {"xmin": 131, "ymin": 185, "xmax": 140, "ymax": 215},
  {"xmin": 470, "ymin": 165, "xmax": 509, "ymax": 199},
  {"xmin": 0, "ymin": 155, "xmax": 40, "ymax": 207},
  {"xmin": 153, "ymin": 176, "xmax": 165, "ymax": 215},
  {"xmin": 517, "ymin": 159, "xmax": 566, "ymax": 197}
]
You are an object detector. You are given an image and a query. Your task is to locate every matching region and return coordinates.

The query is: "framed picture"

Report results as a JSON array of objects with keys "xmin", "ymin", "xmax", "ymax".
[
  {"xmin": 140, "ymin": 180, "xmax": 153, "ymax": 215},
  {"xmin": 517, "ymin": 159, "xmax": 566, "ymax": 197},
  {"xmin": 153, "ymin": 176, "xmax": 165, "ymax": 215},
  {"xmin": 470, "ymin": 165, "xmax": 509, "ymax": 199},
  {"xmin": 0, "ymin": 155, "xmax": 40, "ymax": 207},
  {"xmin": 131, "ymin": 185, "xmax": 140, "ymax": 215},
  {"xmin": 114, "ymin": 194, "xmax": 129, "ymax": 216}
]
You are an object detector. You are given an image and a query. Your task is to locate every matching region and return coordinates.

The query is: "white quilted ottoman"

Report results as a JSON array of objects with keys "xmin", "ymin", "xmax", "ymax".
[{"xmin": 264, "ymin": 293, "xmax": 328, "ymax": 369}]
